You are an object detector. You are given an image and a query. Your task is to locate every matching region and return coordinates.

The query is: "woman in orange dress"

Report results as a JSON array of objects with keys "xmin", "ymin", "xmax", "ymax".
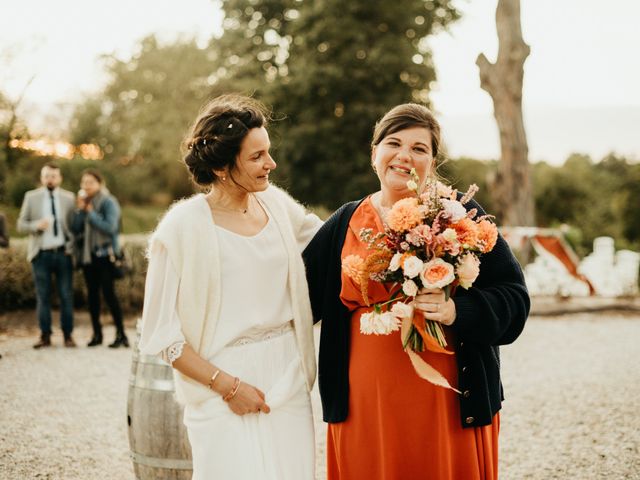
[{"xmin": 303, "ymin": 103, "xmax": 530, "ymax": 479}]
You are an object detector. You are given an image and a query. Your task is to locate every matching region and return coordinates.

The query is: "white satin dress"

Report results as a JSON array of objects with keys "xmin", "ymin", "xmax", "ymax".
[{"xmin": 139, "ymin": 215, "xmax": 315, "ymax": 480}]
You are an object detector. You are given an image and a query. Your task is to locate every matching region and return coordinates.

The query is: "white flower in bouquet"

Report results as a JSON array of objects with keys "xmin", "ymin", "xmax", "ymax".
[
  {"xmin": 441, "ymin": 199, "xmax": 467, "ymax": 221},
  {"xmin": 437, "ymin": 182, "xmax": 454, "ymax": 198},
  {"xmin": 389, "ymin": 252, "xmax": 403, "ymax": 272},
  {"xmin": 359, "ymin": 312, "xmax": 377, "ymax": 334},
  {"xmin": 360, "ymin": 311, "xmax": 400, "ymax": 335},
  {"xmin": 441, "ymin": 228, "xmax": 457, "ymax": 243},
  {"xmin": 390, "ymin": 301, "xmax": 414, "ymax": 320},
  {"xmin": 402, "ymin": 279, "xmax": 419, "ymax": 297},
  {"xmin": 378, "ymin": 312, "xmax": 401, "ymax": 334},
  {"xmin": 402, "ymin": 255, "xmax": 424, "ymax": 278}
]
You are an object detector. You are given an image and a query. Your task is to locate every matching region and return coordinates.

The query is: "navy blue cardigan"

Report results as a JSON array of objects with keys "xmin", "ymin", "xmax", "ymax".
[{"xmin": 302, "ymin": 197, "xmax": 530, "ymax": 428}]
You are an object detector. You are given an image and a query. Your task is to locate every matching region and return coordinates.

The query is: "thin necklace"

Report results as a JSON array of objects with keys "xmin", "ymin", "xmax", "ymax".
[{"xmin": 211, "ymin": 193, "xmax": 253, "ymax": 214}]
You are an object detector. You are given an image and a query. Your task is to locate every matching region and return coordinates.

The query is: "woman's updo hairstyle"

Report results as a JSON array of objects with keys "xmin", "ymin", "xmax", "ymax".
[
  {"xmin": 183, "ymin": 94, "xmax": 269, "ymax": 186},
  {"xmin": 371, "ymin": 103, "xmax": 442, "ymax": 161}
]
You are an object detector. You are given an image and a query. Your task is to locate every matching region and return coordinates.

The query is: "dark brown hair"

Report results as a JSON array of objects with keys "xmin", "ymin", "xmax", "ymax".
[
  {"xmin": 371, "ymin": 103, "xmax": 442, "ymax": 159},
  {"xmin": 183, "ymin": 94, "xmax": 269, "ymax": 187},
  {"xmin": 81, "ymin": 168, "xmax": 104, "ymax": 184}
]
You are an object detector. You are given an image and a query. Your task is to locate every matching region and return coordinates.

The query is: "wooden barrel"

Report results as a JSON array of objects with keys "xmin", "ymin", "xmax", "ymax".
[{"xmin": 127, "ymin": 321, "xmax": 193, "ymax": 479}]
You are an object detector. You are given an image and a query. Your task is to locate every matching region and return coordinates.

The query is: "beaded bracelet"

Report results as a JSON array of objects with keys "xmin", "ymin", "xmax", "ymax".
[
  {"xmin": 223, "ymin": 377, "xmax": 241, "ymax": 401},
  {"xmin": 208, "ymin": 369, "xmax": 221, "ymax": 391}
]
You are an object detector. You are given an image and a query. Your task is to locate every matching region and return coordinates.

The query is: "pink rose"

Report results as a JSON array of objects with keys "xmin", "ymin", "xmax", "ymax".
[{"xmin": 420, "ymin": 258, "xmax": 455, "ymax": 289}]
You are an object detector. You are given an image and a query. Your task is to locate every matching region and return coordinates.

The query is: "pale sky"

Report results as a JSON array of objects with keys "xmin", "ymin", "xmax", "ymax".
[
  {"xmin": 2, "ymin": 0, "xmax": 639, "ymax": 164},
  {"xmin": 429, "ymin": 0, "xmax": 640, "ymax": 114}
]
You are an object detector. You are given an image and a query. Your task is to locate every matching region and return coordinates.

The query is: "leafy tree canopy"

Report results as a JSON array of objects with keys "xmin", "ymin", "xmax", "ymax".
[{"xmin": 69, "ymin": 0, "xmax": 460, "ymax": 207}]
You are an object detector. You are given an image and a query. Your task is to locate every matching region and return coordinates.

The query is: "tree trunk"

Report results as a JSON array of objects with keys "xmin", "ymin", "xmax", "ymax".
[{"xmin": 476, "ymin": 0, "xmax": 534, "ymax": 227}]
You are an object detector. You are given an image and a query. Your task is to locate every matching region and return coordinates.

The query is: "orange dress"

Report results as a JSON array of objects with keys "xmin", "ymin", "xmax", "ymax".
[{"xmin": 326, "ymin": 197, "xmax": 500, "ymax": 480}]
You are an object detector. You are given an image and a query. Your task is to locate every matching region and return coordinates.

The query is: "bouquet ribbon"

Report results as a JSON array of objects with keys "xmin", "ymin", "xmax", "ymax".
[
  {"xmin": 400, "ymin": 314, "xmax": 461, "ymax": 394},
  {"xmin": 412, "ymin": 311, "xmax": 454, "ymax": 356}
]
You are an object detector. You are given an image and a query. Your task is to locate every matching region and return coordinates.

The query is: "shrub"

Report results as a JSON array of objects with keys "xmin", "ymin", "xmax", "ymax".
[
  {"xmin": 0, "ymin": 235, "xmax": 149, "ymax": 315},
  {"xmin": 0, "ymin": 242, "xmax": 37, "ymax": 312}
]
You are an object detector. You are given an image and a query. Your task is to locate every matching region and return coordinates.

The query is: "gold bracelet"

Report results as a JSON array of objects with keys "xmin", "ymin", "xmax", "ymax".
[
  {"xmin": 208, "ymin": 369, "xmax": 221, "ymax": 391},
  {"xmin": 223, "ymin": 377, "xmax": 241, "ymax": 401}
]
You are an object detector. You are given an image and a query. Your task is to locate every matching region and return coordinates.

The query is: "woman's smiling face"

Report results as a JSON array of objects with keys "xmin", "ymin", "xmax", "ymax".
[
  {"xmin": 219, "ymin": 126, "xmax": 276, "ymax": 193},
  {"xmin": 371, "ymin": 127, "xmax": 434, "ymax": 200}
]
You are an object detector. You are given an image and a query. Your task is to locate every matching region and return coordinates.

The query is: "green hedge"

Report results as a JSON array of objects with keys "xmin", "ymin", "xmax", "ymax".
[{"xmin": 0, "ymin": 235, "xmax": 149, "ymax": 315}]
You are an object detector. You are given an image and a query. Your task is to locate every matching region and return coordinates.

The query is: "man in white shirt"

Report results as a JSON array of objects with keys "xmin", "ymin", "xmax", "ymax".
[{"xmin": 17, "ymin": 163, "xmax": 76, "ymax": 348}]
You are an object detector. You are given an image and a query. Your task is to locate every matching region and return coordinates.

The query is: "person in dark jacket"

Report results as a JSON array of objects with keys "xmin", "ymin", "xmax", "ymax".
[
  {"xmin": 302, "ymin": 103, "xmax": 530, "ymax": 479},
  {"xmin": 71, "ymin": 169, "xmax": 128, "ymax": 348}
]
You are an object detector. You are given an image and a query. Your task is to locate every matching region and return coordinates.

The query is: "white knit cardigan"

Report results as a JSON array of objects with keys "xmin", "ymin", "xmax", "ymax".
[{"xmin": 149, "ymin": 185, "xmax": 322, "ymax": 406}]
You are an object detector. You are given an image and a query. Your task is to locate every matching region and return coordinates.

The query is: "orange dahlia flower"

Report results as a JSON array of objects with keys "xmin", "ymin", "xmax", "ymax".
[
  {"xmin": 386, "ymin": 198, "xmax": 422, "ymax": 232},
  {"xmin": 451, "ymin": 217, "xmax": 479, "ymax": 249},
  {"xmin": 477, "ymin": 220, "xmax": 498, "ymax": 253}
]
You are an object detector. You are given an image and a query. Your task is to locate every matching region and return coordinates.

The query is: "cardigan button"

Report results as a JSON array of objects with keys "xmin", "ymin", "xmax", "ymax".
[
  {"xmin": 463, "ymin": 390, "xmax": 471, "ymax": 398},
  {"xmin": 465, "ymin": 416, "xmax": 475, "ymax": 424},
  {"xmin": 459, "ymin": 341, "xmax": 464, "ymax": 347},
  {"xmin": 462, "ymin": 366, "xmax": 468, "ymax": 373}
]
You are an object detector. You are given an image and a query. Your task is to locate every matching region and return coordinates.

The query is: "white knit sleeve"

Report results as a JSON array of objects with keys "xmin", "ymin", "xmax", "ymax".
[
  {"xmin": 138, "ymin": 241, "xmax": 186, "ymax": 365},
  {"xmin": 270, "ymin": 184, "xmax": 323, "ymax": 251},
  {"xmin": 296, "ymin": 211, "xmax": 323, "ymax": 251}
]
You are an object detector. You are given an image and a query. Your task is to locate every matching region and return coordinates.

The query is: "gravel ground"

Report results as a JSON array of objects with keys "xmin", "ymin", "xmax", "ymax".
[{"xmin": 1, "ymin": 311, "xmax": 639, "ymax": 480}]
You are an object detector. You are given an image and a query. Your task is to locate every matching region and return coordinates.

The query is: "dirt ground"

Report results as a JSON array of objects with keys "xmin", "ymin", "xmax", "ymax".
[{"xmin": 1, "ymin": 310, "xmax": 639, "ymax": 479}]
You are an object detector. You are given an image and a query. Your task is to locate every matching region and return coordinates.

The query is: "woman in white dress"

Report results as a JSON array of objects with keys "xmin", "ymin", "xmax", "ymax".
[{"xmin": 138, "ymin": 95, "xmax": 322, "ymax": 479}]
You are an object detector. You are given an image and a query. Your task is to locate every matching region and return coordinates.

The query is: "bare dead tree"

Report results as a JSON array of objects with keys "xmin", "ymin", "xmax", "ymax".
[{"xmin": 477, "ymin": 0, "xmax": 534, "ymax": 227}]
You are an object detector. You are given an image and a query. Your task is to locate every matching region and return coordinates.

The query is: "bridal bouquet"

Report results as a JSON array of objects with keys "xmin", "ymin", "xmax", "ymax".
[{"xmin": 342, "ymin": 171, "xmax": 498, "ymax": 389}]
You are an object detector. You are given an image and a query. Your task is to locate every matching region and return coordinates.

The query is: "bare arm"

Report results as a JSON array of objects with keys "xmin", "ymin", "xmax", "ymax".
[{"xmin": 172, "ymin": 344, "xmax": 271, "ymax": 415}]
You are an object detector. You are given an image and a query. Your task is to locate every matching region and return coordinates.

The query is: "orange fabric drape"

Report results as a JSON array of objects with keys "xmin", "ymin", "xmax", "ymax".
[{"xmin": 533, "ymin": 235, "xmax": 595, "ymax": 294}]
